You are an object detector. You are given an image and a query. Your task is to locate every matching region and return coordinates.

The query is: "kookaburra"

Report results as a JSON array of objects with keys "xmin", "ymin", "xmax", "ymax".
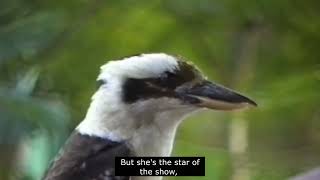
[{"xmin": 43, "ymin": 53, "xmax": 256, "ymax": 180}]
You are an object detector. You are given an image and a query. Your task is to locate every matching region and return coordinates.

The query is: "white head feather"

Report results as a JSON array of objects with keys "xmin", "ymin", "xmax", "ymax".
[{"xmin": 98, "ymin": 53, "xmax": 179, "ymax": 81}]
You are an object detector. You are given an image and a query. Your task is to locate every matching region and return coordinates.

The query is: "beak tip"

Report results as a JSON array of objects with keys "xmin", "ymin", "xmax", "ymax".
[
  {"xmin": 242, "ymin": 97, "xmax": 258, "ymax": 108},
  {"xmin": 248, "ymin": 99, "xmax": 258, "ymax": 107}
]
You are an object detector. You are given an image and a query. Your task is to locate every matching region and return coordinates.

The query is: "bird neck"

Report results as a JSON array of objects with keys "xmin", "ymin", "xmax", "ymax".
[{"xmin": 76, "ymin": 91, "xmax": 197, "ymax": 156}]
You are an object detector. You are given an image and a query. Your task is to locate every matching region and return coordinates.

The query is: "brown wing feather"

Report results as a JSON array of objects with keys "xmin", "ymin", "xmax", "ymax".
[{"xmin": 42, "ymin": 131, "xmax": 133, "ymax": 180}]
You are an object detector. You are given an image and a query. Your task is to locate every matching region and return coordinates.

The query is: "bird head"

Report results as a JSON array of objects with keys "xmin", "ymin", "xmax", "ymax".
[
  {"xmin": 95, "ymin": 53, "xmax": 256, "ymax": 114},
  {"xmin": 78, "ymin": 53, "xmax": 257, "ymax": 142}
]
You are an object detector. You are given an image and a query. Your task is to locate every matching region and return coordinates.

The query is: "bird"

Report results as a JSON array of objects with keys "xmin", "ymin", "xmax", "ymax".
[{"xmin": 42, "ymin": 53, "xmax": 257, "ymax": 180}]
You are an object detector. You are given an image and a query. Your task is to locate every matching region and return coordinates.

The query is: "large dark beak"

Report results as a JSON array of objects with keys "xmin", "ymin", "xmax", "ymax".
[{"xmin": 176, "ymin": 81, "xmax": 257, "ymax": 110}]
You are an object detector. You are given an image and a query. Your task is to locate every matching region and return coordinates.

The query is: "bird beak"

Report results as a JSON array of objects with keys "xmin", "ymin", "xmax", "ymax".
[{"xmin": 176, "ymin": 81, "xmax": 257, "ymax": 111}]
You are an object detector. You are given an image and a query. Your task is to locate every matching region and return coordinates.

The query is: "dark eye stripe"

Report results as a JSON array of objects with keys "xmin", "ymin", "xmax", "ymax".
[
  {"xmin": 154, "ymin": 71, "xmax": 185, "ymax": 89},
  {"xmin": 122, "ymin": 60, "xmax": 203, "ymax": 103},
  {"xmin": 122, "ymin": 78, "xmax": 174, "ymax": 103}
]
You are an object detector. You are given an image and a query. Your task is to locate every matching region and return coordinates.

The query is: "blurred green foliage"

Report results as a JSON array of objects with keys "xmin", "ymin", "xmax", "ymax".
[{"xmin": 0, "ymin": 0, "xmax": 319, "ymax": 179}]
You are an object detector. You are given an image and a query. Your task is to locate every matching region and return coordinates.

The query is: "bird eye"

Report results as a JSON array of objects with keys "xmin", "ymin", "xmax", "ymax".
[
  {"xmin": 164, "ymin": 71, "xmax": 176, "ymax": 79},
  {"xmin": 158, "ymin": 72, "xmax": 173, "ymax": 81},
  {"xmin": 155, "ymin": 71, "xmax": 179, "ymax": 88}
]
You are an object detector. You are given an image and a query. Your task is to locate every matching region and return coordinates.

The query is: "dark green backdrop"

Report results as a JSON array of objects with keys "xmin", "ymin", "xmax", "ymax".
[{"xmin": 0, "ymin": 0, "xmax": 319, "ymax": 179}]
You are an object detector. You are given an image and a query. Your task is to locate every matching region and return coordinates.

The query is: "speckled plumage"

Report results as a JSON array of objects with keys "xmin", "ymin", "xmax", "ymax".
[{"xmin": 43, "ymin": 132, "xmax": 132, "ymax": 180}]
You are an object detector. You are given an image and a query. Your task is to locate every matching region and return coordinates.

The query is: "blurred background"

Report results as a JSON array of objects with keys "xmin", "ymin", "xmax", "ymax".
[{"xmin": 0, "ymin": 0, "xmax": 319, "ymax": 179}]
